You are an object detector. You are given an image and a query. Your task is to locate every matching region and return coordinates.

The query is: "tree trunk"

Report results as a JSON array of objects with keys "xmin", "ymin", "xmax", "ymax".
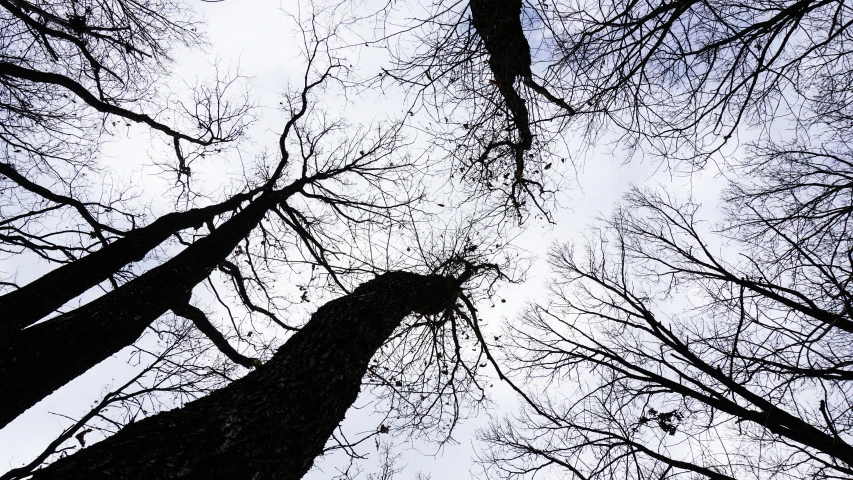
[
  {"xmin": 0, "ymin": 188, "xmax": 258, "ymax": 336},
  {"xmin": 29, "ymin": 271, "xmax": 459, "ymax": 480},
  {"xmin": 468, "ymin": 0, "xmax": 531, "ymax": 81},
  {"xmin": 0, "ymin": 189, "xmax": 282, "ymax": 429},
  {"xmin": 468, "ymin": 0, "xmax": 533, "ymax": 149}
]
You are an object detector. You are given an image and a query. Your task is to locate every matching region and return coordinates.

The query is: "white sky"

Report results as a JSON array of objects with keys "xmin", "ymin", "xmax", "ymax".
[{"xmin": 0, "ymin": 0, "xmax": 731, "ymax": 477}]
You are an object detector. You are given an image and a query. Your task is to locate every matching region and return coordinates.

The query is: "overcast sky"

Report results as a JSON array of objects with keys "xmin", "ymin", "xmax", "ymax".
[{"xmin": 0, "ymin": 1, "xmax": 731, "ymax": 477}]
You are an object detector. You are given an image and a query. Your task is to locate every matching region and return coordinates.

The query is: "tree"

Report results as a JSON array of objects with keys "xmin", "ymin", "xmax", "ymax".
[
  {"xmin": 354, "ymin": 0, "xmax": 853, "ymax": 223},
  {"xmin": 0, "ymin": 0, "xmax": 253, "ymax": 332},
  {"xmin": 0, "ymin": 69, "xmax": 420, "ymax": 427},
  {"xmin": 341, "ymin": 0, "xmax": 575, "ymax": 221},
  {"xmin": 481, "ymin": 154, "xmax": 853, "ymax": 479},
  {"xmin": 1, "ymin": 5, "xmax": 521, "ymax": 477},
  {"xmin": 22, "ymin": 272, "xmax": 461, "ymax": 480}
]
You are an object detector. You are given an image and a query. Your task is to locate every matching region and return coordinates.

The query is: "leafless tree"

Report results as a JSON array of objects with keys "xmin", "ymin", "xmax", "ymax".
[
  {"xmin": 346, "ymin": 0, "xmax": 574, "ymax": 222},
  {"xmin": 16, "ymin": 271, "xmax": 463, "ymax": 480},
  {"xmin": 343, "ymin": 0, "xmax": 853, "ymax": 225},
  {"xmin": 0, "ymin": 9, "xmax": 523, "ymax": 479},
  {"xmin": 481, "ymin": 176, "xmax": 853, "ymax": 479}
]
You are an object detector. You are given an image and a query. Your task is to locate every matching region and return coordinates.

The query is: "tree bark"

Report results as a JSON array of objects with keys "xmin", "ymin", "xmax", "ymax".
[
  {"xmin": 0, "ymin": 187, "xmax": 260, "ymax": 336},
  {"xmin": 0, "ymin": 188, "xmax": 285, "ymax": 429},
  {"xmin": 468, "ymin": 0, "xmax": 533, "ymax": 149},
  {"xmin": 29, "ymin": 271, "xmax": 459, "ymax": 480},
  {"xmin": 468, "ymin": 0, "xmax": 531, "ymax": 82}
]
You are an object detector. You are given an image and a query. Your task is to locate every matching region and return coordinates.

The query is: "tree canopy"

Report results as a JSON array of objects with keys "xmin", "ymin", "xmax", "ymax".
[{"xmin": 2, "ymin": 0, "xmax": 853, "ymax": 479}]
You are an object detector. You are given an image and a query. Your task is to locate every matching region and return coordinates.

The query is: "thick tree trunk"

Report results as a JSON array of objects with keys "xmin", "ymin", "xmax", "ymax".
[
  {"xmin": 29, "ymin": 271, "xmax": 459, "ymax": 480},
  {"xmin": 0, "ymin": 189, "xmax": 282, "ymax": 429},
  {"xmin": 468, "ymin": 0, "xmax": 531, "ymax": 82},
  {"xmin": 468, "ymin": 0, "xmax": 533, "ymax": 149},
  {"xmin": 0, "ymin": 188, "xmax": 259, "ymax": 336}
]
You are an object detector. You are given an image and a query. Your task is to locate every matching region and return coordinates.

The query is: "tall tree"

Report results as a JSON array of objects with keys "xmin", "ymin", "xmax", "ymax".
[
  {"xmin": 481, "ymin": 159, "xmax": 853, "ymax": 478},
  {"xmin": 0, "ymin": 84, "xmax": 417, "ymax": 427},
  {"xmin": 23, "ymin": 271, "xmax": 462, "ymax": 480},
  {"xmin": 357, "ymin": 0, "xmax": 853, "ymax": 220}
]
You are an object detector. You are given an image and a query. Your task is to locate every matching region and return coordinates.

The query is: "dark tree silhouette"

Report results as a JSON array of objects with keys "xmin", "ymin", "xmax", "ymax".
[
  {"xmin": 0, "ymin": 80, "xmax": 417, "ymax": 427},
  {"xmin": 355, "ymin": 0, "xmax": 853, "ymax": 223},
  {"xmin": 0, "ymin": 7, "xmax": 520, "ymax": 478},
  {"xmin": 349, "ymin": 0, "xmax": 574, "ymax": 221},
  {"xmin": 481, "ymin": 174, "xmax": 853, "ymax": 479},
  {"xmin": 463, "ymin": 0, "xmax": 576, "ymax": 214},
  {"xmin": 24, "ymin": 272, "xmax": 461, "ymax": 480}
]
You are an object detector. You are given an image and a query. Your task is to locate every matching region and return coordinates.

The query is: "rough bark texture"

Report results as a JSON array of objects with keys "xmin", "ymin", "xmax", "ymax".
[
  {"xmin": 30, "ymin": 271, "xmax": 459, "ymax": 480},
  {"xmin": 0, "ymin": 188, "xmax": 258, "ymax": 336},
  {"xmin": 0, "ymin": 191, "xmax": 279, "ymax": 429}
]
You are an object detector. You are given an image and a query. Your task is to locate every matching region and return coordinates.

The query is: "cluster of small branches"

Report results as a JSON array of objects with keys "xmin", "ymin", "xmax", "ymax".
[
  {"xmin": 479, "ymin": 132, "xmax": 853, "ymax": 478},
  {"xmin": 340, "ymin": 0, "xmax": 853, "ymax": 229},
  {"xmin": 0, "ymin": 4, "xmax": 525, "ymax": 477}
]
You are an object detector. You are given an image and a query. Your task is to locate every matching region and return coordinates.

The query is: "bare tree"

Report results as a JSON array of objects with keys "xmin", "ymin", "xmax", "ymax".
[
  {"xmin": 481, "ymin": 177, "xmax": 853, "ymax": 479},
  {"xmin": 19, "ymin": 272, "xmax": 461, "ymax": 480},
  {"xmin": 342, "ymin": 0, "xmax": 853, "ymax": 226},
  {"xmin": 0, "ymin": 55, "xmax": 417, "ymax": 426}
]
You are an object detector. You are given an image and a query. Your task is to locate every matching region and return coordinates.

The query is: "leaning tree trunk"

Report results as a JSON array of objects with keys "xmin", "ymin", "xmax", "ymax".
[
  {"xmin": 0, "ymin": 186, "xmax": 258, "ymax": 337},
  {"xmin": 28, "ymin": 271, "xmax": 459, "ymax": 480},
  {"xmin": 0, "ymin": 185, "xmax": 292, "ymax": 429}
]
